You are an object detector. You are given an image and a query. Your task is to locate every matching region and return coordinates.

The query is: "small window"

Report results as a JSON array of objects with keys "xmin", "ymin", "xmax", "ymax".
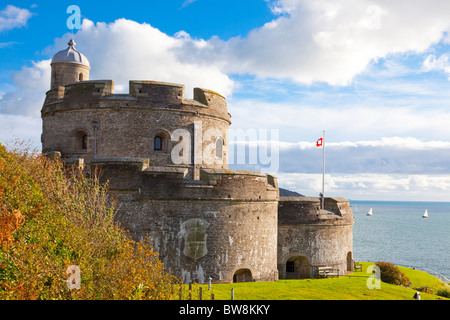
[
  {"xmin": 75, "ymin": 130, "xmax": 88, "ymax": 150},
  {"xmin": 81, "ymin": 133, "xmax": 87, "ymax": 150},
  {"xmin": 151, "ymin": 129, "xmax": 170, "ymax": 153},
  {"xmin": 79, "ymin": 73, "xmax": 84, "ymax": 81},
  {"xmin": 154, "ymin": 136, "xmax": 162, "ymax": 151},
  {"xmin": 215, "ymin": 137, "xmax": 223, "ymax": 159}
]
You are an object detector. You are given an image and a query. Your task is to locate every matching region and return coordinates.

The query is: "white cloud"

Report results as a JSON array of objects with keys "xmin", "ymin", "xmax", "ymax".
[
  {"xmin": 422, "ymin": 54, "xmax": 450, "ymax": 79},
  {"xmin": 0, "ymin": 41, "xmax": 19, "ymax": 48},
  {"xmin": 47, "ymin": 19, "xmax": 235, "ymax": 99},
  {"xmin": 0, "ymin": 59, "xmax": 50, "ymax": 116},
  {"xmin": 178, "ymin": 0, "xmax": 450, "ymax": 85},
  {"xmin": 0, "ymin": 5, "xmax": 32, "ymax": 32},
  {"xmin": 273, "ymin": 137, "xmax": 450, "ymax": 151},
  {"xmin": 275, "ymin": 172, "xmax": 450, "ymax": 201},
  {"xmin": 5, "ymin": 0, "xmax": 450, "ymax": 118},
  {"xmin": 228, "ymin": 98, "xmax": 450, "ymax": 142},
  {"xmin": 0, "ymin": 18, "xmax": 235, "ymax": 119},
  {"xmin": 229, "ymin": 135, "xmax": 450, "ymax": 177},
  {"xmin": 0, "ymin": 113, "xmax": 41, "ymax": 150}
]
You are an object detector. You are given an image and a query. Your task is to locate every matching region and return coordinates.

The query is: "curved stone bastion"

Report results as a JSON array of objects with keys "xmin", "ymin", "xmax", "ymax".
[
  {"xmin": 91, "ymin": 158, "xmax": 279, "ymax": 284},
  {"xmin": 278, "ymin": 197, "xmax": 354, "ymax": 279}
]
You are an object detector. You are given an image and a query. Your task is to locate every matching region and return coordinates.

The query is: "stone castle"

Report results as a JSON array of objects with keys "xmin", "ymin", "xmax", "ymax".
[{"xmin": 41, "ymin": 40, "xmax": 354, "ymax": 283}]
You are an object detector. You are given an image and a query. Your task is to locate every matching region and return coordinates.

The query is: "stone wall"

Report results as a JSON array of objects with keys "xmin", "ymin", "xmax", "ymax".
[
  {"xmin": 116, "ymin": 198, "xmax": 279, "ymax": 284},
  {"xmin": 50, "ymin": 62, "xmax": 90, "ymax": 89},
  {"xmin": 90, "ymin": 158, "xmax": 279, "ymax": 284},
  {"xmin": 42, "ymin": 80, "xmax": 231, "ymax": 171},
  {"xmin": 277, "ymin": 197, "xmax": 354, "ymax": 278}
]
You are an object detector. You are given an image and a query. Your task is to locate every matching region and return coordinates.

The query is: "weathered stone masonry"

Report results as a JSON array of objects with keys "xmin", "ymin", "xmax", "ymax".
[
  {"xmin": 41, "ymin": 40, "xmax": 354, "ymax": 283},
  {"xmin": 278, "ymin": 197, "xmax": 354, "ymax": 279}
]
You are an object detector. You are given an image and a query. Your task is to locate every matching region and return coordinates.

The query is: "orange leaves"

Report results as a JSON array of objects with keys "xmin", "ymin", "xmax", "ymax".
[
  {"xmin": 0, "ymin": 203, "xmax": 25, "ymax": 248},
  {"xmin": 0, "ymin": 141, "xmax": 179, "ymax": 300}
]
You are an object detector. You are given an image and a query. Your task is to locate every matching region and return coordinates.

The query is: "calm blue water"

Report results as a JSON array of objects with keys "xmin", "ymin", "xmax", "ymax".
[{"xmin": 350, "ymin": 200, "xmax": 450, "ymax": 281}]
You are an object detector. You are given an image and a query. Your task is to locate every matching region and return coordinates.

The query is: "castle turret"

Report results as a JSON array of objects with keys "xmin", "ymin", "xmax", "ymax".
[{"xmin": 50, "ymin": 39, "xmax": 90, "ymax": 88}]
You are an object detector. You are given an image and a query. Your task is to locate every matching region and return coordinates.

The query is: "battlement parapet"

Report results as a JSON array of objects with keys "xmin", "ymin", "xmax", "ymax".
[
  {"xmin": 129, "ymin": 80, "xmax": 184, "ymax": 104},
  {"xmin": 44, "ymin": 86, "xmax": 65, "ymax": 105},
  {"xmin": 91, "ymin": 157, "xmax": 149, "ymax": 170},
  {"xmin": 200, "ymin": 168, "xmax": 277, "ymax": 188},
  {"xmin": 42, "ymin": 80, "xmax": 229, "ymax": 121},
  {"xmin": 278, "ymin": 197, "xmax": 353, "ymax": 226},
  {"xmin": 42, "ymin": 80, "xmax": 115, "ymax": 114},
  {"xmin": 90, "ymin": 158, "xmax": 278, "ymax": 201},
  {"xmin": 65, "ymin": 80, "xmax": 115, "ymax": 100},
  {"xmin": 193, "ymin": 88, "xmax": 226, "ymax": 106}
]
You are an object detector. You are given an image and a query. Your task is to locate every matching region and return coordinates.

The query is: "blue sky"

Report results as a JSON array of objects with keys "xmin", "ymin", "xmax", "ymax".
[{"xmin": 2, "ymin": 0, "xmax": 450, "ymax": 201}]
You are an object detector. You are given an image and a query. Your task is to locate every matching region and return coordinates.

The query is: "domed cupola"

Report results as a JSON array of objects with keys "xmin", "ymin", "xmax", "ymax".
[
  {"xmin": 50, "ymin": 39, "xmax": 91, "ymax": 88},
  {"xmin": 52, "ymin": 39, "xmax": 90, "ymax": 67}
]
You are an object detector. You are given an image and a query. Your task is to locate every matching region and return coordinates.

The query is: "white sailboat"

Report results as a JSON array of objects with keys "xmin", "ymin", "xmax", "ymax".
[
  {"xmin": 422, "ymin": 209, "xmax": 428, "ymax": 218},
  {"xmin": 367, "ymin": 208, "xmax": 373, "ymax": 216}
]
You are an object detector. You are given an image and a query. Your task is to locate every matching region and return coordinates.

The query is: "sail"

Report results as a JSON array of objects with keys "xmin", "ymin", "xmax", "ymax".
[
  {"xmin": 367, "ymin": 208, "xmax": 373, "ymax": 216},
  {"xmin": 422, "ymin": 209, "xmax": 428, "ymax": 218}
]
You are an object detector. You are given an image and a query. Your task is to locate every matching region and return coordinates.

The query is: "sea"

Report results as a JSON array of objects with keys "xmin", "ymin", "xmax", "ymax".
[{"xmin": 350, "ymin": 200, "xmax": 450, "ymax": 281}]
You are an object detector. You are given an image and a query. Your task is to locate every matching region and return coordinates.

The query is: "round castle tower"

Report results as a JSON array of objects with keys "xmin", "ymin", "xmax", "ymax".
[
  {"xmin": 277, "ymin": 197, "xmax": 354, "ymax": 278},
  {"xmin": 42, "ymin": 41, "xmax": 354, "ymax": 284},
  {"xmin": 42, "ymin": 41, "xmax": 280, "ymax": 283}
]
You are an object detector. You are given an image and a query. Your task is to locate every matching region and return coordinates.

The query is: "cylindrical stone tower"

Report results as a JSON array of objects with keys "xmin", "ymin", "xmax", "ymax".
[
  {"xmin": 50, "ymin": 39, "xmax": 90, "ymax": 89},
  {"xmin": 41, "ymin": 41, "xmax": 280, "ymax": 284}
]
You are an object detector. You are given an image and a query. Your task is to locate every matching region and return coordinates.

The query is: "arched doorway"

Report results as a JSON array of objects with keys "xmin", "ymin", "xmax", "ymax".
[
  {"xmin": 233, "ymin": 268, "xmax": 252, "ymax": 283},
  {"xmin": 285, "ymin": 256, "xmax": 310, "ymax": 279}
]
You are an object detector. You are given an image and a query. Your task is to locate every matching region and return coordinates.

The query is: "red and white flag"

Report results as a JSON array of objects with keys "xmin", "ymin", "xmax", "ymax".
[{"xmin": 316, "ymin": 137, "xmax": 323, "ymax": 148}]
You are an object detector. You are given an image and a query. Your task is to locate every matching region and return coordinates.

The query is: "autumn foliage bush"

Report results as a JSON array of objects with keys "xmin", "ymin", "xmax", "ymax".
[
  {"xmin": 0, "ymin": 141, "xmax": 180, "ymax": 299},
  {"xmin": 376, "ymin": 261, "xmax": 410, "ymax": 287}
]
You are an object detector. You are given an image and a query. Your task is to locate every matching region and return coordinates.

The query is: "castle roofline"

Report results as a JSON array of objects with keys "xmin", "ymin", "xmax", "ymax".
[{"xmin": 43, "ymin": 79, "xmax": 230, "ymax": 119}]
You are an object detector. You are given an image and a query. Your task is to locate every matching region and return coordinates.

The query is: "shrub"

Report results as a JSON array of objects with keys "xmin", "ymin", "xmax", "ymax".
[
  {"xmin": 0, "ymin": 141, "xmax": 180, "ymax": 299},
  {"xmin": 414, "ymin": 286, "xmax": 433, "ymax": 294},
  {"xmin": 376, "ymin": 261, "xmax": 410, "ymax": 286},
  {"xmin": 437, "ymin": 288, "xmax": 450, "ymax": 298}
]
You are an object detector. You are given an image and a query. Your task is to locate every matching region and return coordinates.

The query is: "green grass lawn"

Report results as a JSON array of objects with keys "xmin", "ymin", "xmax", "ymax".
[{"xmin": 189, "ymin": 262, "xmax": 449, "ymax": 300}]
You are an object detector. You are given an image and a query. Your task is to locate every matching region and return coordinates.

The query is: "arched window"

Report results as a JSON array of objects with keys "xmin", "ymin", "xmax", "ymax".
[
  {"xmin": 81, "ymin": 133, "xmax": 87, "ymax": 150},
  {"xmin": 154, "ymin": 136, "xmax": 162, "ymax": 151},
  {"xmin": 75, "ymin": 130, "xmax": 88, "ymax": 151},
  {"xmin": 215, "ymin": 137, "xmax": 223, "ymax": 159},
  {"xmin": 79, "ymin": 73, "xmax": 84, "ymax": 81},
  {"xmin": 151, "ymin": 129, "xmax": 171, "ymax": 153}
]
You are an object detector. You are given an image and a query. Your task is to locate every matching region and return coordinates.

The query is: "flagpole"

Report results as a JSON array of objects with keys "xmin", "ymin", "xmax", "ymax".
[{"xmin": 322, "ymin": 130, "xmax": 325, "ymax": 210}]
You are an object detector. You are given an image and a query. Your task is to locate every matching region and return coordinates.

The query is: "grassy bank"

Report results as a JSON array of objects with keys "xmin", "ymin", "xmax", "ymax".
[
  {"xmin": 193, "ymin": 263, "xmax": 449, "ymax": 300},
  {"xmin": 0, "ymin": 142, "xmax": 179, "ymax": 300}
]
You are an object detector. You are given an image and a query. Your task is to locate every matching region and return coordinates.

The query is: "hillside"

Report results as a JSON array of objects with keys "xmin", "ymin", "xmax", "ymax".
[
  {"xmin": 0, "ymin": 142, "xmax": 178, "ymax": 299},
  {"xmin": 192, "ymin": 262, "xmax": 450, "ymax": 300},
  {"xmin": 279, "ymin": 188, "xmax": 304, "ymax": 197}
]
